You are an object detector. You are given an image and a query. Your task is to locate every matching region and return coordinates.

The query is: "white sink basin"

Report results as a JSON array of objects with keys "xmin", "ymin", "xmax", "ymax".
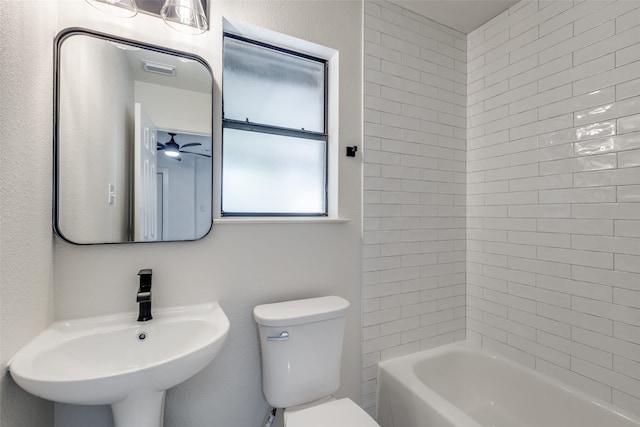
[{"xmin": 9, "ymin": 302, "xmax": 229, "ymax": 427}]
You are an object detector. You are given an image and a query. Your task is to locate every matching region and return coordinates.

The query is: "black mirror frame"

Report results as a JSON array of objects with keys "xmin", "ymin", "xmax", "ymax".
[{"xmin": 53, "ymin": 28, "xmax": 214, "ymax": 245}]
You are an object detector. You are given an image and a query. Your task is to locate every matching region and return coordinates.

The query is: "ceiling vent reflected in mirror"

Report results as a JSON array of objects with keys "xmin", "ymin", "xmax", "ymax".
[
  {"xmin": 85, "ymin": 0, "xmax": 209, "ymax": 34},
  {"xmin": 142, "ymin": 59, "xmax": 177, "ymax": 76}
]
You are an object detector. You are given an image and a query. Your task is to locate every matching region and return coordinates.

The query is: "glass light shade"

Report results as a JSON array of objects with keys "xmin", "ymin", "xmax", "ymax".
[
  {"xmin": 160, "ymin": 0, "xmax": 208, "ymax": 35},
  {"xmin": 85, "ymin": 0, "xmax": 138, "ymax": 18}
]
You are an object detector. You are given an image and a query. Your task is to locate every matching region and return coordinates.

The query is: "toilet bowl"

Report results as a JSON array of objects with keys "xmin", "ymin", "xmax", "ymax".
[
  {"xmin": 285, "ymin": 398, "xmax": 378, "ymax": 427},
  {"xmin": 253, "ymin": 296, "xmax": 380, "ymax": 427}
]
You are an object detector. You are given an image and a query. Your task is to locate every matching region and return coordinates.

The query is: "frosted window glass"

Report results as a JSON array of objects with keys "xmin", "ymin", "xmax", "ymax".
[
  {"xmin": 223, "ymin": 37, "xmax": 325, "ymax": 132},
  {"xmin": 222, "ymin": 129, "xmax": 326, "ymax": 214}
]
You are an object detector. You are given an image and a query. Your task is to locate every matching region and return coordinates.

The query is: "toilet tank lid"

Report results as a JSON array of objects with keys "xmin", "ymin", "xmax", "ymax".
[{"xmin": 254, "ymin": 296, "xmax": 350, "ymax": 327}]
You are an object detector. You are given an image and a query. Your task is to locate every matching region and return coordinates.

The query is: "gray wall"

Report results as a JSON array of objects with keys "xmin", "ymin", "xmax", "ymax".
[{"xmin": 57, "ymin": 35, "xmax": 133, "ymax": 243}]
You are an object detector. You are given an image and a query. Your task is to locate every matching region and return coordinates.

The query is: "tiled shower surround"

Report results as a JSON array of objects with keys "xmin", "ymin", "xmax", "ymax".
[
  {"xmin": 363, "ymin": 0, "xmax": 640, "ymax": 418},
  {"xmin": 467, "ymin": 0, "xmax": 640, "ymax": 415},
  {"xmin": 362, "ymin": 0, "xmax": 467, "ymax": 414}
]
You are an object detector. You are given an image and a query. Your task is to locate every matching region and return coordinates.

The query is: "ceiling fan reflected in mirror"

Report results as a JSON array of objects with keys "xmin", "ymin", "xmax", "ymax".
[{"xmin": 157, "ymin": 132, "xmax": 211, "ymax": 161}]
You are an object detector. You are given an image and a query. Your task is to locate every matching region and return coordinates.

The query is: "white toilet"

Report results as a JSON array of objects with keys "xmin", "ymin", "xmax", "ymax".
[{"xmin": 254, "ymin": 296, "xmax": 380, "ymax": 427}]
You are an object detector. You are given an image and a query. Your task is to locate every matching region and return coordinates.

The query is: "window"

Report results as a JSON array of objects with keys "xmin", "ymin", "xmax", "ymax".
[{"xmin": 222, "ymin": 34, "xmax": 328, "ymax": 216}]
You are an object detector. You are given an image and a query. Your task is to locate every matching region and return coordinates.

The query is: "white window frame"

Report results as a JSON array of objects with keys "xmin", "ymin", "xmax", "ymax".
[{"xmin": 220, "ymin": 18, "xmax": 340, "ymax": 219}]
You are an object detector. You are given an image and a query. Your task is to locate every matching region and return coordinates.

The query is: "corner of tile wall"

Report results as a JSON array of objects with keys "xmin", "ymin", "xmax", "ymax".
[{"xmin": 363, "ymin": 0, "xmax": 467, "ymax": 415}]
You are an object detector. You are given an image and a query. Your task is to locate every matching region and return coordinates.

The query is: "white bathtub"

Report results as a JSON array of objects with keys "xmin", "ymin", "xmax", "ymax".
[{"xmin": 377, "ymin": 342, "xmax": 640, "ymax": 427}]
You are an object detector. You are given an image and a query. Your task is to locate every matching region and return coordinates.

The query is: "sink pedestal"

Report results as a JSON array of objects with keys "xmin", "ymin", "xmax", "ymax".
[{"xmin": 111, "ymin": 391, "xmax": 165, "ymax": 427}]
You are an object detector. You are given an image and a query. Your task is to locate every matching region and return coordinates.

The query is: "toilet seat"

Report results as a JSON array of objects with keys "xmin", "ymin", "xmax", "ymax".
[{"xmin": 284, "ymin": 398, "xmax": 380, "ymax": 427}]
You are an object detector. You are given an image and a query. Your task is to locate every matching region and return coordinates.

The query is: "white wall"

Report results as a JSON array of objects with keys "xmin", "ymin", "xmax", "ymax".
[
  {"xmin": 362, "ymin": 0, "xmax": 467, "ymax": 416},
  {"xmin": 0, "ymin": 1, "xmax": 56, "ymax": 425},
  {"xmin": 58, "ymin": 35, "xmax": 133, "ymax": 243},
  {"xmin": 48, "ymin": 1, "xmax": 362, "ymax": 426},
  {"xmin": 135, "ymin": 81, "xmax": 211, "ymax": 135},
  {"xmin": 195, "ymin": 156, "xmax": 212, "ymax": 238},
  {"xmin": 467, "ymin": 0, "xmax": 640, "ymax": 416}
]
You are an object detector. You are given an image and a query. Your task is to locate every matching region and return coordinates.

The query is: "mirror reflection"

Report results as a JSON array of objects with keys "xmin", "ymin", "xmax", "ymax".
[{"xmin": 54, "ymin": 30, "xmax": 212, "ymax": 244}]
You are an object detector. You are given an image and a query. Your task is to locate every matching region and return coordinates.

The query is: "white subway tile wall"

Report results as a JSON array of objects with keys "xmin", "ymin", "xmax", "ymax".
[
  {"xmin": 363, "ymin": 0, "xmax": 467, "ymax": 416},
  {"xmin": 468, "ymin": 0, "xmax": 640, "ymax": 416}
]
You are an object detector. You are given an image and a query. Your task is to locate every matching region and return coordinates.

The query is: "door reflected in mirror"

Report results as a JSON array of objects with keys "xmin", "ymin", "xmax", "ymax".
[{"xmin": 54, "ymin": 29, "xmax": 212, "ymax": 244}]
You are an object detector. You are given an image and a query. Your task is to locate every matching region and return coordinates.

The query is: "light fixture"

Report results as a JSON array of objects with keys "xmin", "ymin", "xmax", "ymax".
[
  {"xmin": 86, "ymin": 0, "xmax": 208, "ymax": 34},
  {"xmin": 85, "ymin": 0, "xmax": 137, "ymax": 18},
  {"xmin": 164, "ymin": 149, "xmax": 181, "ymax": 158},
  {"xmin": 160, "ymin": 0, "xmax": 208, "ymax": 35}
]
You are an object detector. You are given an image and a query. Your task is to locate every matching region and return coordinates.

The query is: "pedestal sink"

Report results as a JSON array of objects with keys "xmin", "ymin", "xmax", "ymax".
[{"xmin": 9, "ymin": 302, "xmax": 229, "ymax": 427}]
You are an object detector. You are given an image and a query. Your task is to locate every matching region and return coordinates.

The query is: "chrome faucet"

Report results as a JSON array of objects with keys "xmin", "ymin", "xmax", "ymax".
[{"xmin": 136, "ymin": 269, "xmax": 153, "ymax": 322}]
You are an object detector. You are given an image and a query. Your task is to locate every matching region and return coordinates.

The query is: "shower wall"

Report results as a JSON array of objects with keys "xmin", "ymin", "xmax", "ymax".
[
  {"xmin": 467, "ymin": 0, "xmax": 640, "ymax": 416},
  {"xmin": 362, "ymin": 0, "xmax": 467, "ymax": 415}
]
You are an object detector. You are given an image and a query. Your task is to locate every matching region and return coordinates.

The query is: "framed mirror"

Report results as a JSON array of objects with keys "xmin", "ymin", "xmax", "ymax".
[{"xmin": 54, "ymin": 29, "xmax": 213, "ymax": 244}]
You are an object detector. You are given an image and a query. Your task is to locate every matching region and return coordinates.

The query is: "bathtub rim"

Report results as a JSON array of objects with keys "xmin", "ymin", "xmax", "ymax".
[{"xmin": 376, "ymin": 340, "xmax": 640, "ymax": 426}]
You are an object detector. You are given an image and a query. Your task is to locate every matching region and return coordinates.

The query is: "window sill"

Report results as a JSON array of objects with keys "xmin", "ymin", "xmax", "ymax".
[{"xmin": 213, "ymin": 217, "xmax": 350, "ymax": 225}]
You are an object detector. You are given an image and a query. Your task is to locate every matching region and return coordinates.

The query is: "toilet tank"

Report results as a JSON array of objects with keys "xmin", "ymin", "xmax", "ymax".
[{"xmin": 253, "ymin": 296, "xmax": 350, "ymax": 409}]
